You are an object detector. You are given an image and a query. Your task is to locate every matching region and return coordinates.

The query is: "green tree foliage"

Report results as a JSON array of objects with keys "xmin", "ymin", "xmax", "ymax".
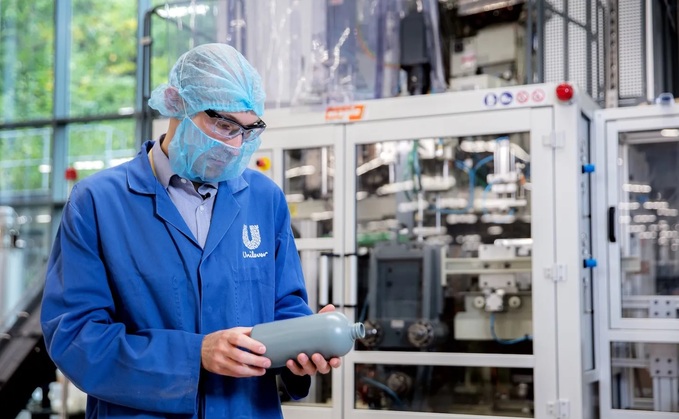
[
  {"xmin": 68, "ymin": 119, "xmax": 136, "ymax": 180},
  {"xmin": 0, "ymin": 128, "xmax": 51, "ymax": 195},
  {"xmin": 70, "ymin": 0, "xmax": 137, "ymax": 116},
  {"xmin": 0, "ymin": 0, "xmax": 54, "ymax": 196},
  {"xmin": 0, "ymin": 0, "xmax": 54, "ymax": 122},
  {"xmin": 1, "ymin": 0, "xmax": 233, "ymax": 195},
  {"xmin": 0, "ymin": 0, "xmax": 139, "ymax": 195}
]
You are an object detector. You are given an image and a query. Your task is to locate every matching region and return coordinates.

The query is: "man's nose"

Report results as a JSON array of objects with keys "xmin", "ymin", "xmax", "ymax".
[{"xmin": 225, "ymin": 135, "xmax": 243, "ymax": 148}]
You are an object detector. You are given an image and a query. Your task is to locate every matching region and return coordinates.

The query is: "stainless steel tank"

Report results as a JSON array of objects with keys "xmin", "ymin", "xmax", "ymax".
[{"xmin": 0, "ymin": 206, "xmax": 24, "ymax": 325}]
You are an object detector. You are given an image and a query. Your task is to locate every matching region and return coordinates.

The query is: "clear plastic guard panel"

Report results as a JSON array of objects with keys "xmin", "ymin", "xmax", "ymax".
[
  {"xmin": 354, "ymin": 135, "xmax": 533, "ymax": 355},
  {"xmin": 611, "ymin": 341, "xmax": 679, "ymax": 412},
  {"xmin": 355, "ymin": 363, "xmax": 534, "ymax": 417},
  {"xmin": 284, "ymin": 147, "xmax": 335, "ymax": 239},
  {"xmin": 148, "ymin": 0, "xmax": 446, "ymax": 109},
  {"xmin": 617, "ymin": 131, "xmax": 679, "ymax": 319}
]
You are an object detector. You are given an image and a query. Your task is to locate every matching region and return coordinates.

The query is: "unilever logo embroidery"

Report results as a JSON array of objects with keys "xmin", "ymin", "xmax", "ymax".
[{"xmin": 242, "ymin": 225, "xmax": 268, "ymax": 258}]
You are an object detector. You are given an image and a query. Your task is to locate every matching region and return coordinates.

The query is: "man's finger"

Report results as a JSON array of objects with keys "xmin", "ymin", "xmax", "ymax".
[
  {"xmin": 286, "ymin": 359, "xmax": 304, "ymax": 375},
  {"xmin": 220, "ymin": 358, "xmax": 267, "ymax": 377},
  {"xmin": 229, "ymin": 347, "xmax": 271, "ymax": 369},
  {"xmin": 328, "ymin": 357, "xmax": 342, "ymax": 369},
  {"xmin": 311, "ymin": 353, "xmax": 330, "ymax": 374},
  {"xmin": 318, "ymin": 304, "xmax": 335, "ymax": 313},
  {"xmin": 228, "ymin": 332, "xmax": 267, "ymax": 355}
]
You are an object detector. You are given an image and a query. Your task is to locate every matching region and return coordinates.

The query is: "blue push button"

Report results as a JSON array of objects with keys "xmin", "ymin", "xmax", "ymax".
[
  {"xmin": 584, "ymin": 258, "xmax": 598, "ymax": 268},
  {"xmin": 582, "ymin": 164, "xmax": 595, "ymax": 173}
]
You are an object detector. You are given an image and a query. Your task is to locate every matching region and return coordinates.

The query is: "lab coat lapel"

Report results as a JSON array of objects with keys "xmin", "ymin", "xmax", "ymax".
[
  {"xmin": 202, "ymin": 177, "xmax": 247, "ymax": 259},
  {"xmin": 154, "ymin": 182, "xmax": 201, "ymax": 248},
  {"xmin": 127, "ymin": 142, "xmax": 200, "ymax": 247}
]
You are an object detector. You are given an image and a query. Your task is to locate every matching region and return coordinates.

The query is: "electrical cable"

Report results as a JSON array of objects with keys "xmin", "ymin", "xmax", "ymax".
[
  {"xmin": 358, "ymin": 296, "xmax": 369, "ymax": 323},
  {"xmin": 431, "ymin": 155, "xmax": 494, "ymax": 214},
  {"xmin": 359, "ymin": 376, "xmax": 403, "ymax": 405},
  {"xmin": 489, "ymin": 312, "xmax": 532, "ymax": 345}
]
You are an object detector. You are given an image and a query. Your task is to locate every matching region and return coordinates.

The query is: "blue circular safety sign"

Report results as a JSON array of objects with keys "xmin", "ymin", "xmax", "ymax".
[
  {"xmin": 500, "ymin": 92, "xmax": 513, "ymax": 105},
  {"xmin": 484, "ymin": 93, "xmax": 497, "ymax": 106}
]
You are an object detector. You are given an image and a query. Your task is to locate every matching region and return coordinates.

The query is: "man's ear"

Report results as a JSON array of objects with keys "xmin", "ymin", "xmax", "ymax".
[{"xmin": 164, "ymin": 86, "xmax": 185, "ymax": 115}]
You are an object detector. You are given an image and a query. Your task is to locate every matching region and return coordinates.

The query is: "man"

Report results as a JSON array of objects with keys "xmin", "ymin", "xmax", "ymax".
[{"xmin": 41, "ymin": 43, "xmax": 339, "ymax": 418}]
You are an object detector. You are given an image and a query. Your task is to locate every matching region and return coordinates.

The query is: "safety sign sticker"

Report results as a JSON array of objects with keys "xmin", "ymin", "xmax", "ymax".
[
  {"xmin": 325, "ymin": 104, "xmax": 365, "ymax": 122},
  {"xmin": 484, "ymin": 93, "xmax": 497, "ymax": 106},
  {"xmin": 531, "ymin": 88, "xmax": 545, "ymax": 102},
  {"xmin": 516, "ymin": 90, "xmax": 529, "ymax": 103},
  {"xmin": 484, "ymin": 91, "xmax": 513, "ymax": 107},
  {"xmin": 483, "ymin": 87, "xmax": 547, "ymax": 107}
]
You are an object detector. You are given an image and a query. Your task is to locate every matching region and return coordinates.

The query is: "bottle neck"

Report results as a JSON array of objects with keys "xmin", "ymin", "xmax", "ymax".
[{"xmin": 351, "ymin": 323, "xmax": 366, "ymax": 340}]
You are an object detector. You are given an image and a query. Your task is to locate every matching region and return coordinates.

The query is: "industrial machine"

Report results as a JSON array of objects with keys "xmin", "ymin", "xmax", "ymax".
[
  {"xmin": 449, "ymin": 22, "xmax": 524, "ymax": 91},
  {"xmin": 256, "ymin": 82, "xmax": 600, "ymax": 419}
]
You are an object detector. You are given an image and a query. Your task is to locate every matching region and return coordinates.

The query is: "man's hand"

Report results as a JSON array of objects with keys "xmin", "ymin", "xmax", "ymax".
[
  {"xmin": 201, "ymin": 327, "xmax": 271, "ymax": 377},
  {"xmin": 285, "ymin": 304, "xmax": 343, "ymax": 376}
]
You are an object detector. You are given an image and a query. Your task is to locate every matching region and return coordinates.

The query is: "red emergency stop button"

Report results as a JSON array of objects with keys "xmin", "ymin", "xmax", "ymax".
[
  {"xmin": 256, "ymin": 157, "xmax": 271, "ymax": 171},
  {"xmin": 555, "ymin": 83, "xmax": 574, "ymax": 101}
]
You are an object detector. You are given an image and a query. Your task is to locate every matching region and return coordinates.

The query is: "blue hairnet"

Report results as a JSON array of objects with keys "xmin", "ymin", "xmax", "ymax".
[{"xmin": 148, "ymin": 43, "xmax": 266, "ymax": 117}]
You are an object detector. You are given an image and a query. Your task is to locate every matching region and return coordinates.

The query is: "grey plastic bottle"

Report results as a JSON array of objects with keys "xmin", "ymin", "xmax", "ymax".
[{"xmin": 250, "ymin": 311, "xmax": 365, "ymax": 368}]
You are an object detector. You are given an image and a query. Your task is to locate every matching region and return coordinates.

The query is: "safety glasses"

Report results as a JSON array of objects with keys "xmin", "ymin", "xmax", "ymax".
[{"xmin": 204, "ymin": 109, "xmax": 266, "ymax": 142}]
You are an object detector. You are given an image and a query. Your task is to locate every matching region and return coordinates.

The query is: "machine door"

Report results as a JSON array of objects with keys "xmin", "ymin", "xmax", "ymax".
[
  {"xmin": 257, "ymin": 121, "xmax": 345, "ymax": 419},
  {"xmin": 343, "ymin": 100, "xmax": 559, "ymax": 419},
  {"xmin": 602, "ymin": 106, "xmax": 679, "ymax": 416}
]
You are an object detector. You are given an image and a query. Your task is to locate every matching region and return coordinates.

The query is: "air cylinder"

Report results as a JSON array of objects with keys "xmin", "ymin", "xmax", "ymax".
[{"xmin": 251, "ymin": 311, "xmax": 365, "ymax": 368}]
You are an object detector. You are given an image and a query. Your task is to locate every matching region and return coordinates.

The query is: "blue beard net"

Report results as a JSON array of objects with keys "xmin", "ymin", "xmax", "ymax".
[{"xmin": 168, "ymin": 117, "xmax": 261, "ymax": 183}]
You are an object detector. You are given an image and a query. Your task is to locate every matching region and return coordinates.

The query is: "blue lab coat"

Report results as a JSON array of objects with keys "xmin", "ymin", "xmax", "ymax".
[{"xmin": 41, "ymin": 141, "xmax": 313, "ymax": 418}]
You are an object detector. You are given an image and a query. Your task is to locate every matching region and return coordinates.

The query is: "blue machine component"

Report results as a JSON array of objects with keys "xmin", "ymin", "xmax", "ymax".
[
  {"xmin": 583, "ymin": 258, "xmax": 598, "ymax": 268},
  {"xmin": 582, "ymin": 164, "xmax": 595, "ymax": 173}
]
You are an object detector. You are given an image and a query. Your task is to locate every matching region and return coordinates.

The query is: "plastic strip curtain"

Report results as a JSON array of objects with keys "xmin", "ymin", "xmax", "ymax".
[{"xmin": 151, "ymin": 0, "xmax": 446, "ymax": 108}]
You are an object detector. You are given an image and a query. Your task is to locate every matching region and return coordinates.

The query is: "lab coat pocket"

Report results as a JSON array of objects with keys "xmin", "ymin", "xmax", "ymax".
[
  {"xmin": 237, "ymin": 264, "xmax": 275, "ymax": 324},
  {"xmin": 117, "ymin": 260, "xmax": 192, "ymax": 331}
]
